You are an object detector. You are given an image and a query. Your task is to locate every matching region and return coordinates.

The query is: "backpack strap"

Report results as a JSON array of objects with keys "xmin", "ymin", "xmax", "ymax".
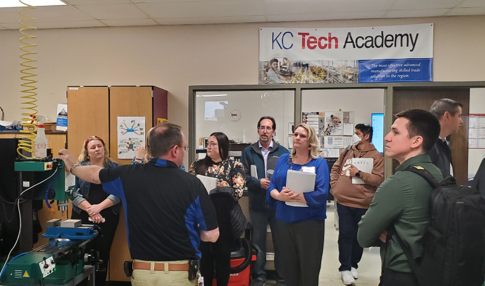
[
  {"xmin": 390, "ymin": 225, "xmax": 427, "ymax": 285},
  {"xmin": 403, "ymin": 165, "xmax": 440, "ymax": 189}
]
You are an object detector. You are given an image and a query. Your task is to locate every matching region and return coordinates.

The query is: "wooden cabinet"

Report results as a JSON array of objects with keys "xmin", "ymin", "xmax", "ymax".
[{"xmin": 67, "ymin": 86, "xmax": 168, "ymax": 281}]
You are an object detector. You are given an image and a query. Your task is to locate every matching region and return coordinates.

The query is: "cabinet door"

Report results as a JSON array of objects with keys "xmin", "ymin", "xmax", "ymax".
[
  {"xmin": 109, "ymin": 86, "xmax": 153, "ymax": 165},
  {"xmin": 67, "ymin": 87, "xmax": 109, "ymax": 156},
  {"xmin": 109, "ymin": 86, "xmax": 153, "ymax": 282}
]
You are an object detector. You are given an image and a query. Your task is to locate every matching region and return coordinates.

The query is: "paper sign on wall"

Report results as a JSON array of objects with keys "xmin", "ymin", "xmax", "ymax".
[{"xmin": 117, "ymin": 116, "xmax": 146, "ymax": 159}]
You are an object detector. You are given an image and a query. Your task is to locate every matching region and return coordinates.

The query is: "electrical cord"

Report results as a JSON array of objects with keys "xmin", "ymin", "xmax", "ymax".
[{"xmin": 0, "ymin": 166, "xmax": 58, "ymax": 281}]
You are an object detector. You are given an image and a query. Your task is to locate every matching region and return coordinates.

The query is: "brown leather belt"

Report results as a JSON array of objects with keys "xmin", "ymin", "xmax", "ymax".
[{"xmin": 133, "ymin": 261, "xmax": 189, "ymax": 272}]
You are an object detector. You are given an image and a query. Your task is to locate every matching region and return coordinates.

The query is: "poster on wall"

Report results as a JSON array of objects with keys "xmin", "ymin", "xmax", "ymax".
[
  {"xmin": 259, "ymin": 24, "xmax": 433, "ymax": 84},
  {"xmin": 302, "ymin": 112, "xmax": 320, "ymax": 133},
  {"xmin": 117, "ymin": 116, "xmax": 146, "ymax": 159},
  {"xmin": 469, "ymin": 114, "xmax": 485, "ymax": 149},
  {"xmin": 323, "ymin": 111, "xmax": 344, "ymax": 135}
]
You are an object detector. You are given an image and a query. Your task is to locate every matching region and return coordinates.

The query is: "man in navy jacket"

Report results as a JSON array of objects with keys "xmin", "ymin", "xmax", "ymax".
[{"xmin": 241, "ymin": 116, "xmax": 289, "ymax": 286}]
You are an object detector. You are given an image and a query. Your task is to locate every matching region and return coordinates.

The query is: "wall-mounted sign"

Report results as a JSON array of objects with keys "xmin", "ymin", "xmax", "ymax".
[{"xmin": 259, "ymin": 23, "xmax": 433, "ymax": 84}]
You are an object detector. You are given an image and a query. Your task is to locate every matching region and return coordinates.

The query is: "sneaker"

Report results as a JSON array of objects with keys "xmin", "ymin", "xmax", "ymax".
[
  {"xmin": 251, "ymin": 280, "xmax": 266, "ymax": 286},
  {"xmin": 341, "ymin": 271, "xmax": 355, "ymax": 285},
  {"xmin": 351, "ymin": 267, "xmax": 358, "ymax": 279},
  {"xmin": 275, "ymin": 280, "xmax": 286, "ymax": 286}
]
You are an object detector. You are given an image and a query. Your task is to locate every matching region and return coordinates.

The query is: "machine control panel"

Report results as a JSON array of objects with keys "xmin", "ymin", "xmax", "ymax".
[{"xmin": 38, "ymin": 256, "xmax": 56, "ymax": 278}]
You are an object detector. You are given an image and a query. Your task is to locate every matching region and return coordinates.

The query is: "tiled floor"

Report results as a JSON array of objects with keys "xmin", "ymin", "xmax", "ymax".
[
  {"xmin": 268, "ymin": 202, "xmax": 382, "ymax": 286},
  {"xmin": 318, "ymin": 202, "xmax": 381, "ymax": 286}
]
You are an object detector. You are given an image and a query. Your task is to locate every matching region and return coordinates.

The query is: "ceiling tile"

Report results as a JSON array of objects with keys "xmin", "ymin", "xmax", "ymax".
[
  {"xmin": 155, "ymin": 15, "xmax": 265, "ymax": 25},
  {"xmin": 101, "ymin": 18, "xmax": 158, "ymax": 26},
  {"xmin": 264, "ymin": 0, "xmax": 394, "ymax": 14},
  {"xmin": 63, "ymin": 0, "xmax": 132, "ymax": 4},
  {"xmin": 447, "ymin": 7, "xmax": 485, "ymax": 15},
  {"xmin": 266, "ymin": 10, "xmax": 386, "ymax": 22},
  {"xmin": 0, "ymin": 5, "xmax": 94, "ymax": 24},
  {"xmin": 0, "ymin": 7, "xmax": 26, "ymax": 23},
  {"xmin": 74, "ymin": 3, "xmax": 149, "ymax": 20},
  {"xmin": 458, "ymin": 0, "xmax": 485, "ymax": 7},
  {"xmin": 137, "ymin": 1, "xmax": 265, "ymax": 18},
  {"xmin": 385, "ymin": 8, "xmax": 450, "ymax": 18},
  {"xmin": 33, "ymin": 20, "xmax": 106, "ymax": 28},
  {"xmin": 392, "ymin": 0, "xmax": 464, "ymax": 10}
]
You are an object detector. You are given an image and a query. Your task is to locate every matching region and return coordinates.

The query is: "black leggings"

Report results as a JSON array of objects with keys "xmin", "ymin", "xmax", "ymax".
[
  {"xmin": 72, "ymin": 208, "xmax": 119, "ymax": 285},
  {"xmin": 200, "ymin": 193, "xmax": 236, "ymax": 286}
]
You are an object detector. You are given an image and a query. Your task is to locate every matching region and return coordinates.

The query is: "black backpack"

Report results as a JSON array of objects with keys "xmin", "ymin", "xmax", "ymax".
[{"xmin": 392, "ymin": 165, "xmax": 485, "ymax": 286}]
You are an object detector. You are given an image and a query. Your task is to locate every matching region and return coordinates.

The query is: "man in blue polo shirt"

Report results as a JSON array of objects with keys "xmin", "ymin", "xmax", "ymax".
[{"xmin": 59, "ymin": 122, "xmax": 219, "ymax": 286}]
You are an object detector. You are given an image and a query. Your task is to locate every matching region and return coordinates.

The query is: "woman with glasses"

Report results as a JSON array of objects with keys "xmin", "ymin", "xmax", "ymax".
[
  {"xmin": 71, "ymin": 135, "xmax": 120, "ymax": 286},
  {"xmin": 267, "ymin": 124, "xmax": 329, "ymax": 286},
  {"xmin": 188, "ymin": 132, "xmax": 246, "ymax": 286}
]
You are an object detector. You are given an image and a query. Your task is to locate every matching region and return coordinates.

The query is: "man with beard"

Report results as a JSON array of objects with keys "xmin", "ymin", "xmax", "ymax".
[{"xmin": 241, "ymin": 116, "xmax": 289, "ymax": 286}]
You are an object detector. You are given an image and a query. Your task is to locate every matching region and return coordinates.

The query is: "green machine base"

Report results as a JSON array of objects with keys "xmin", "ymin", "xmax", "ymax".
[{"xmin": 1, "ymin": 253, "xmax": 84, "ymax": 285}]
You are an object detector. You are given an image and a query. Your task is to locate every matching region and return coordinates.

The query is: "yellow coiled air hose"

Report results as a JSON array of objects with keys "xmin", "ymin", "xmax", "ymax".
[{"xmin": 17, "ymin": 1, "xmax": 38, "ymax": 159}]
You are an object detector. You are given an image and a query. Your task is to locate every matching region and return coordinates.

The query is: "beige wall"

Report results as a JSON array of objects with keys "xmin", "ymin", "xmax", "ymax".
[{"xmin": 1, "ymin": 15, "xmax": 485, "ymax": 164}]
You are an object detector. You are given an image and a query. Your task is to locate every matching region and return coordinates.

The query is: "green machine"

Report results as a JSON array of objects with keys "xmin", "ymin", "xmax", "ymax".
[
  {"xmin": 0, "ymin": 222, "xmax": 99, "ymax": 285},
  {"xmin": 0, "ymin": 159, "xmax": 99, "ymax": 285}
]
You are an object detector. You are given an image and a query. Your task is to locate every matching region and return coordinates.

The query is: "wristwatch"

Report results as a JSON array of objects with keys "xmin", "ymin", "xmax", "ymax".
[
  {"xmin": 355, "ymin": 171, "xmax": 361, "ymax": 178},
  {"xmin": 70, "ymin": 163, "xmax": 81, "ymax": 174}
]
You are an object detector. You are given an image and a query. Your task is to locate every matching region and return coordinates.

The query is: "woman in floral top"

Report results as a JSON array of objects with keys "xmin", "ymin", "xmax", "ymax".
[{"xmin": 189, "ymin": 132, "xmax": 246, "ymax": 286}]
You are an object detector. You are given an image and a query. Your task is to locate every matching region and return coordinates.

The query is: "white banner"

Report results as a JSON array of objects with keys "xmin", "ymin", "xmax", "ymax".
[{"xmin": 259, "ymin": 24, "xmax": 433, "ymax": 84}]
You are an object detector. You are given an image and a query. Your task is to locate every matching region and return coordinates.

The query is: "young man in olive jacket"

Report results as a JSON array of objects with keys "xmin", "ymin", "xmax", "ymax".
[
  {"xmin": 357, "ymin": 109, "xmax": 443, "ymax": 286},
  {"xmin": 330, "ymin": 124, "xmax": 384, "ymax": 285},
  {"xmin": 241, "ymin": 116, "xmax": 289, "ymax": 286}
]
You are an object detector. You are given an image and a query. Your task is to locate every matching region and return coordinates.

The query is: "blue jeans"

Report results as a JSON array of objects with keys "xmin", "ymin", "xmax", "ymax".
[
  {"xmin": 250, "ymin": 208, "xmax": 283, "ymax": 281},
  {"xmin": 337, "ymin": 202, "xmax": 367, "ymax": 272}
]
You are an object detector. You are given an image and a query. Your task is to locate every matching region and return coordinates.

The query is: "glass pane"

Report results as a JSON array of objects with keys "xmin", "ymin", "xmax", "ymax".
[
  {"xmin": 194, "ymin": 90, "xmax": 295, "ymax": 158},
  {"xmin": 302, "ymin": 89, "xmax": 385, "ymax": 155}
]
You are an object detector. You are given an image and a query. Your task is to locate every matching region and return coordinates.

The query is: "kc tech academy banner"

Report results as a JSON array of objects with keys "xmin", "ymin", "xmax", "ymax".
[{"xmin": 259, "ymin": 24, "xmax": 433, "ymax": 84}]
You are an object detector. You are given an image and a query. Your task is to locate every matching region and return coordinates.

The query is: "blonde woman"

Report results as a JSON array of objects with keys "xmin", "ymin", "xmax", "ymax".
[
  {"xmin": 267, "ymin": 124, "xmax": 329, "ymax": 286},
  {"xmin": 71, "ymin": 135, "xmax": 120, "ymax": 286}
]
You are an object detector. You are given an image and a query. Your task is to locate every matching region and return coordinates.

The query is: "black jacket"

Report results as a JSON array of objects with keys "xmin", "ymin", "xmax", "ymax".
[{"xmin": 429, "ymin": 139, "xmax": 452, "ymax": 178}]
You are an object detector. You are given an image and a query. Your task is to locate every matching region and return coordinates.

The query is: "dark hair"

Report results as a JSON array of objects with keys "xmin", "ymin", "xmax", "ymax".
[
  {"xmin": 395, "ymin": 109, "xmax": 440, "ymax": 154},
  {"xmin": 257, "ymin": 116, "xmax": 276, "ymax": 131},
  {"xmin": 195, "ymin": 132, "xmax": 230, "ymax": 175},
  {"xmin": 355, "ymin": 123, "xmax": 373, "ymax": 142},
  {"xmin": 149, "ymin": 122, "xmax": 183, "ymax": 158},
  {"xmin": 269, "ymin": 58, "xmax": 278, "ymax": 65},
  {"xmin": 430, "ymin": 98, "xmax": 463, "ymax": 120}
]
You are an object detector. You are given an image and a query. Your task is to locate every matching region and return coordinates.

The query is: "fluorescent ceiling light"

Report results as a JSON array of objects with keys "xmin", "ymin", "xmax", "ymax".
[
  {"xmin": 197, "ymin": 94, "xmax": 227, "ymax": 98},
  {"xmin": 0, "ymin": 0, "xmax": 66, "ymax": 8}
]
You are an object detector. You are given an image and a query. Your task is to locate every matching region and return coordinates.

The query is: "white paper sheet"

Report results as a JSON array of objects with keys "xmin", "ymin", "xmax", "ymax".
[
  {"xmin": 343, "ymin": 123, "xmax": 354, "ymax": 136},
  {"xmin": 197, "ymin": 175, "xmax": 218, "ymax": 193},
  {"xmin": 351, "ymin": 158, "xmax": 373, "ymax": 184},
  {"xmin": 285, "ymin": 170, "xmax": 316, "ymax": 207}
]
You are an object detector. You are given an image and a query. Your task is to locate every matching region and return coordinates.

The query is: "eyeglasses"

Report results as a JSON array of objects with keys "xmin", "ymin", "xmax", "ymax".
[
  {"xmin": 170, "ymin": 145, "xmax": 188, "ymax": 151},
  {"xmin": 258, "ymin": 126, "xmax": 273, "ymax": 131}
]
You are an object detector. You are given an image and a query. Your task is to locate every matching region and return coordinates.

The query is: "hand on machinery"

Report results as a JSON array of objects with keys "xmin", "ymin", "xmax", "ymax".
[{"xmin": 58, "ymin": 149, "xmax": 77, "ymax": 170}]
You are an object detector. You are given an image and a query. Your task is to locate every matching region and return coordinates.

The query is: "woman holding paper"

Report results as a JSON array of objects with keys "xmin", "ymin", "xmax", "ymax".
[
  {"xmin": 188, "ymin": 132, "xmax": 246, "ymax": 286},
  {"xmin": 71, "ymin": 135, "xmax": 120, "ymax": 286},
  {"xmin": 267, "ymin": 123, "xmax": 329, "ymax": 286}
]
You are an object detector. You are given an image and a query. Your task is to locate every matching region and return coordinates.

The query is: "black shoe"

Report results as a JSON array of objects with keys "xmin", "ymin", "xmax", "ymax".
[{"xmin": 251, "ymin": 279, "xmax": 266, "ymax": 286}]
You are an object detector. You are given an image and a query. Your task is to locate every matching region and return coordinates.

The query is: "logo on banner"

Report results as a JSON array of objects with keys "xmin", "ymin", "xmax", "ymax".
[{"xmin": 259, "ymin": 24, "xmax": 433, "ymax": 84}]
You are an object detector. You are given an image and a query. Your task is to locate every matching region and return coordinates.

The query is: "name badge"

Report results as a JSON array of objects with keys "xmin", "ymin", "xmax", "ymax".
[{"xmin": 301, "ymin": 166, "xmax": 316, "ymax": 174}]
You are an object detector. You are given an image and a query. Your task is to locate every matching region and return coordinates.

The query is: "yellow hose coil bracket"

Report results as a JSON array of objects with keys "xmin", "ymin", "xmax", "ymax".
[{"xmin": 18, "ymin": 1, "xmax": 38, "ymax": 159}]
